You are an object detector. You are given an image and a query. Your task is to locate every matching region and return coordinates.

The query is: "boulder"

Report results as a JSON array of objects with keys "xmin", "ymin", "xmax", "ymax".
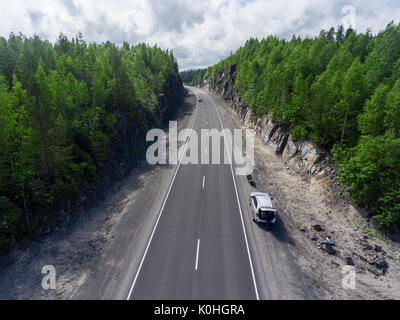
[
  {"xmin": 345, "ymin": 257, "xmax": 355, "ymax": 266},
  {"xmin": 313, "ymin": 224, "xmax": 325, "ymax": 232},
  {"xmin": 331, "ymin": 261, "xmax": 340, "ymax": 267},
  {"xmin": 363, "ymin": 244, "xmax": 373, "ymax": 252},
  {"xmin": 268, "ymin": 127, "xmax": 289, "ymax": 155},
  {"xmin": 322, "ymin": 244, "xmax": 336, "ymax": 255},
  {"xmin": 374, "ymin": 257, "xmax": 389, "ymax": 271},
  {"xmin": 282, "ymin": 136, "xmax": 298, "ymax": 159}
]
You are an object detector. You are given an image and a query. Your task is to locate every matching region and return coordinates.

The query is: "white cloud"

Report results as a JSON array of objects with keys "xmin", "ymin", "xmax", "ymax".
[{"xmin": 0, "ymin": 0, "xmax": 399, "ymax": 70}]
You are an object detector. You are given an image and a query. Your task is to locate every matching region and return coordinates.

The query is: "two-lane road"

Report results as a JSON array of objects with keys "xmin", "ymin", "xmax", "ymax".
[{"xmin": 128, "ymin": 87, "xmax": 258, "ymax": 300}]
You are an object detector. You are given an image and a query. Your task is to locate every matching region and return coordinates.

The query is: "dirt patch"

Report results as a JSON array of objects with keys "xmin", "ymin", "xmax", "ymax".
[{"xmin": 0, "ymin": 160, "xmax": 163, "ymax": 299}]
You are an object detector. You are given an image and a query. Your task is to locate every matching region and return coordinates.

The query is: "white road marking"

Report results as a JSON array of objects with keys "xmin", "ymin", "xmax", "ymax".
[
  {"xmin": 202, "ymin": 176, "xmax": 205, "ymax": 189},
  {"xmin": 126, "ymin": 90, "xmax": 199, "ymax": 300},
  {"xmin": 206, "ymin": 91, "xmax": 260, "ymax": 301},
  {"xmin": 205, "ymin": 147, "xmax": 208, "ymax": 155},
  {"xmin": 195, "ymin": 239, "xmax": 200, "ymax": 270}
]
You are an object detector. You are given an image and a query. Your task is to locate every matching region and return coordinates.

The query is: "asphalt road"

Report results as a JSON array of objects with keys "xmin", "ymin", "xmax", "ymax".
[
  {"xmin": 73, "ymin": 86, "xmax": 312, "ymax": 301},
  {"xmin": 128, "ymin": 87, "xmax": 258, "ymax": 300},
  {"xmin": 0, "ymin": 85, "xmax": 317, "ymax": 300}
]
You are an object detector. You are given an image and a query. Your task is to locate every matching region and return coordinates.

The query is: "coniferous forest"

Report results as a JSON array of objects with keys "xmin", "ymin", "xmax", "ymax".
[
  {"xmin": 0, "ymin": 32, "xmax": 182, "ymax": 250},
  {"xmin": 182, "ymin": 23, "xmax": 400, "ymax": 228},
  {"xmin": 2, "ymin": 23, "xmax": 400, "ymax": 252}
]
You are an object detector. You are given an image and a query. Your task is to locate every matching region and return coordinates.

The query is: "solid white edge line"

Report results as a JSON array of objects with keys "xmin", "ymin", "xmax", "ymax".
[
  {"xmin": 126, "ymin": 88, "xmax": 199, "ymax": 300},
  {"xmin": 195, "ymin": 239, "xmax": 200, "ymax": 271},
  {"xmin": 207, "ymin": 91, "xmax": 260, "ymax": 301}
]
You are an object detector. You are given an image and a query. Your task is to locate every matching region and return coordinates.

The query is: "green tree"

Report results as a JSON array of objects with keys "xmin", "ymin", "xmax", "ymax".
[
  {"xmin": 385, "ymin": 78, "xmax": 400, "ymax": 138},
  {"xmin": 358, "ymin": 84, "xmax": 390, "ymax": 136},
  {"xmin": 338, "ymin": 58, "xmax": 368, "ymax": 146},
  {"xmin": 339, "ymin": 134, "xmax": 400, "ymax": 225}
]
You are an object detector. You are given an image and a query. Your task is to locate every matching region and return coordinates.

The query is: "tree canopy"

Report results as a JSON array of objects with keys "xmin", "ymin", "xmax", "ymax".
[
  {"xmin": 0, "ymin": 33, "xmax": 182, "ymax": 250},
  {"xmin": 189, "ymin": 23, "xmax": 400, "ymax": 228}
]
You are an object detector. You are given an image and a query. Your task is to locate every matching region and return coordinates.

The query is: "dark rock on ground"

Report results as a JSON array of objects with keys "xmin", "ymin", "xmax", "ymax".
[
  {"xmin": 345, "ymin": 257, "xmax": 355, "ymax": 266},
  {"xmin": 313, "ymin": 225, "xmax": 325, "ymax": 232}
]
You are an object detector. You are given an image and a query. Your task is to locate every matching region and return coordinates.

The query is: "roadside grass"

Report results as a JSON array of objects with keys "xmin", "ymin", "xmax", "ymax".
[{"xmin": 361, "ymin": 227, "xmax": 387, "ymax": 243}]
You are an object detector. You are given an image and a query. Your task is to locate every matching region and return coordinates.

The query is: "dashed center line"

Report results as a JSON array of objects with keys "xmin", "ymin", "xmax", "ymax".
[
  {"xmin": 195, "ymin": 239, "xmax": 200, "ymax": 271},
  {"xmin": 202, "ymin": 176, "xmax": 205, "ymax": 189}
]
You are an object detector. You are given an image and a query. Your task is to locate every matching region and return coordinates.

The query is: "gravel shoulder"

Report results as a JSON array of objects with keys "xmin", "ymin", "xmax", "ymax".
[
  {"xmin": 0, "ymin": 91, "xmax": 197, "ymax": 300},
  {"xmin": 1, "ymin": 87, "xmax": 399, "ymax": 300},
  {"xmin": 209, "ymin": 89, "xmax": 400, "ymax": 300}
]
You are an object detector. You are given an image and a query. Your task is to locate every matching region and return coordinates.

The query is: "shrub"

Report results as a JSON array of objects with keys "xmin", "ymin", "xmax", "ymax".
[{"xmin": 291, "ymin": 125, "xmax": 308, "ymax": 141}]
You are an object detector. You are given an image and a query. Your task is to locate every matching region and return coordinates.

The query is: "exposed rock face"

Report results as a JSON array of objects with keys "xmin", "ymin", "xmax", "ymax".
[
  {"xmin": 53, "ymin": 78, "xmax": 184, "ymax": 230},
  {"xmin": 202, "ymin": 64, "xmax": 237, "ymax": 100},
  {"xmin": 200, "ymin": 66, "xmax": 345, "ymax": 199}
]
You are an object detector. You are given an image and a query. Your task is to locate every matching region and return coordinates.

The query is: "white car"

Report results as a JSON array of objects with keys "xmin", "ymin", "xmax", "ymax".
[{"xmin": 249, "ymin": 192, "xmax": 278, "ymax": 226}]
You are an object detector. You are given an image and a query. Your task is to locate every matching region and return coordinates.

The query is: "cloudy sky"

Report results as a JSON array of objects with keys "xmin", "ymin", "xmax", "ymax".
[{"xmin": 1, "ymin": 0, "xmax": 400, "ymax": 70}]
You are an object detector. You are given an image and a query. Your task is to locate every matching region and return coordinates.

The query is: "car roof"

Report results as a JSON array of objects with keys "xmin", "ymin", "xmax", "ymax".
[{"xmin": 252, "ymin": 192, "xmax": 273, "ymax": 209}]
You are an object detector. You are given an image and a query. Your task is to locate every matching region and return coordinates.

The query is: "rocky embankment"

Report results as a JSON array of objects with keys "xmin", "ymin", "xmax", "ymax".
[
  {"xmin": 200, "ymin": 65, "xmax": 346, "ymax": 203},
  {"xmin": 3, "ymin": 75, "xmax": 184, "ymax": 248},
  {"xmin": 0, "ymin": 84, "xmax": 192, "ymax": 300},
  {"xmin": 58, "ymin": 75, "xmax": 184, "ymax": 227},
  {"xmin": 200, "ymin": 67, "xmax": 400, "ymax": 298}
]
